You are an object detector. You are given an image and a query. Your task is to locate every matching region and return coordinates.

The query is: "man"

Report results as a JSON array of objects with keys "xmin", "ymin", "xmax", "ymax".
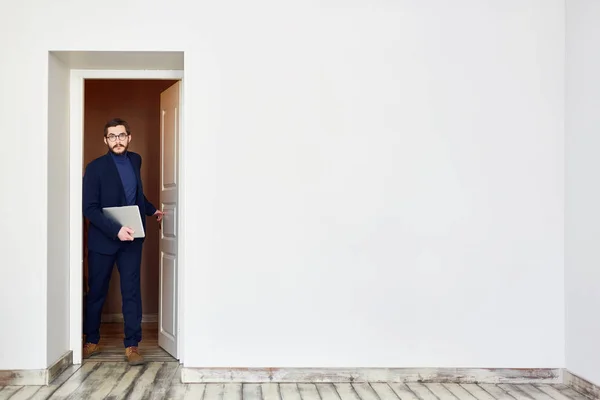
[{"xmin": 82, "ymin": 118, "xmax": 163, "ymax": 366}]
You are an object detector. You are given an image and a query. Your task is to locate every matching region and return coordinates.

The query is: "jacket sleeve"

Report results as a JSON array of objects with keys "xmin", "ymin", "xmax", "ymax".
[
  {"xmin": 82, "ymin": 164, "xmax": 122, "ymax": 239},
  {"xmin": 138, "ymin": 154, "xmax": 158, "ymax": 216},
  {"xmin": 144, "ymin": 194, "xmax": 157, "ymax": 216}
]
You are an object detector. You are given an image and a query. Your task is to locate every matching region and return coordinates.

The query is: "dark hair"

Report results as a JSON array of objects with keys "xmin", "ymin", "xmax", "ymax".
[{"xmin": 104, "ymin": 118, "xmax": 131, "ymax": 137}]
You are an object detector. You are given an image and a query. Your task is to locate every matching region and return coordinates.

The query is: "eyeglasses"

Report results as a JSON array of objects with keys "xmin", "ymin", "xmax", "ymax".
[{"xmin": 106, "ymin": 133, "xmax": 129, "ymax": 142}]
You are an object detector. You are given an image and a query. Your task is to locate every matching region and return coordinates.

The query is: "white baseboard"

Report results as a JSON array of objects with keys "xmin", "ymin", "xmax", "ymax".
[
  {"xmin": 0, "ymin": 350, "xmax": 72, "ymax": 386},
  {"xmin": 101, "ymin": 313, "xmax": 158, "ymax": 323},
  {"xmin": 180, "ymin": 367, "xmax": 561, "ymax": 384},
  {"xmin": 565, "ymin": 370, "xmax": 600, "ymax": 399}
]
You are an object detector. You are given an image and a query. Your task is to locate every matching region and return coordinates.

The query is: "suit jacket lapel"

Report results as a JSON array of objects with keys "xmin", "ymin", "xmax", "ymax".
[
  {"xmin": 104, "ymin": 153, "xmax": 126, "ymax": 205},
  {"xmin": 132, "ymin": 155, "xmax": 142, "ymax": 189},
  {"xmin": 129, "ymin": 153, "xmax": 143, "ymax": 205}
]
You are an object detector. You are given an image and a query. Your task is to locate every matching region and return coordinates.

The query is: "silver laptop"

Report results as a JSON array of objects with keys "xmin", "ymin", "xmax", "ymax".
[{"xmin": 102, "ymin": 205, "xmax": 146, "ymax": 238}]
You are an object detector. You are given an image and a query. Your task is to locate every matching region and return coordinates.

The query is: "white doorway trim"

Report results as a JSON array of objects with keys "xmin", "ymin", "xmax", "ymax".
[{"xmin": 69, "ymin": 69, "xmax": 185, "ymax": 365}]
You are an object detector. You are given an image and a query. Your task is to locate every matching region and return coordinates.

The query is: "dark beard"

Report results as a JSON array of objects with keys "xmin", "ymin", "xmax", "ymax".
[{"xmin": 108, "ymin": 143, "xmax": 128, "ymax": 154}]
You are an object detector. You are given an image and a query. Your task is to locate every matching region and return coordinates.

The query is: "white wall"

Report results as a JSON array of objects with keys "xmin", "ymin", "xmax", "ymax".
[
  {"xmin": 565, "ymin": 0, "xmax": 600, "ymax": 386},
  {"xmin": 0, "ymin": 0, "xmax": 565, "ymax": 370},
  {"xmin": 46, "ymin": 53, "xmax": 71, "ymax": 366},
  {"xmin": 0, "ymin": 22, "xmax": 48, "ymax": 370}
]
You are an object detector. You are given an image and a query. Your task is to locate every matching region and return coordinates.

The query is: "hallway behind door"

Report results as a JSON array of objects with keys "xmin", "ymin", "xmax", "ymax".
[{"xmin": 82, "ymin": 78, "xmax": 178, "ymax": 361}]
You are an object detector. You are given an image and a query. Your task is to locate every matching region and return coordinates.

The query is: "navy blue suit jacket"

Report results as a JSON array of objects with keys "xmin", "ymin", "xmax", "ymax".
[{"xmin": 83, "ymin": 151, "xmax": 157, "ymax": 255}]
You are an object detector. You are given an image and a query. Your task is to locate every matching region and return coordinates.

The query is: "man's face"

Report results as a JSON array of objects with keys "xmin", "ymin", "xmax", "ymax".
[{"xmin": 104, "ymin": 125, "xmax": 131, "ymax": 155}]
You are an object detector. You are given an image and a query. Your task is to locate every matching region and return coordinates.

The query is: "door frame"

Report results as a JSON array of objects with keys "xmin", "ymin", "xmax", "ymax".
[{"xmin": 69, "ymin": 69, "xmax": 185, "ymax": 365}]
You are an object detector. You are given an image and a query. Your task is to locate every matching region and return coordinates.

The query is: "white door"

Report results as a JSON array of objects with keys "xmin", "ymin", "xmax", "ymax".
[{"xmin": 158, "ymin": 81, "xmax": 180, "ymax": 358}]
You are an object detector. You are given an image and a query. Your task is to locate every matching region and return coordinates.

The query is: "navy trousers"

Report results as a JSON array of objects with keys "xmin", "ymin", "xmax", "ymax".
[{"xmin": 84, "ymin": 241, "xmax": 143, "ymax": 348}]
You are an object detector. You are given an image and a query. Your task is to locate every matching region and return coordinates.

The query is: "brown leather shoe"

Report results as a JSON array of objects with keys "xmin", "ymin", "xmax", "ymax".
[
  {"xmin": 125, "ymin": 346, "xmax": 145, "ymax": 365},
  {"xmin": 82, "ymin": 343, "xmax": 100, "ymax": 359}
]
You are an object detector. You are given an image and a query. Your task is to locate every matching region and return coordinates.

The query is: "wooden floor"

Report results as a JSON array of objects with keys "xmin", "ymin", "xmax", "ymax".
[
  {"xmin": 84, "ymin": 322, "xmax": 177, "ymax": 363},
  {"xmin": 0, "ymin": 366, "xmax": 593, "ymax": 400},
  {"xmin": 0, "ymin": 323, "xmax": 592, "ymax": 400}
]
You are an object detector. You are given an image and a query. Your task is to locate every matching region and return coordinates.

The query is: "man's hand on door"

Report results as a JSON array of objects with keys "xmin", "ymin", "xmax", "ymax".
[{"xmin": 154, "ymin": 209, "xmax": 165, "ymax": 222}]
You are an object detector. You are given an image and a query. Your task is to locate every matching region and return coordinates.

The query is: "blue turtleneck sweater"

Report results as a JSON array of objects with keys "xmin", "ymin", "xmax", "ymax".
[{"xmin": 110, "ymin": 151, "xmax": 137, "ymax": 205}]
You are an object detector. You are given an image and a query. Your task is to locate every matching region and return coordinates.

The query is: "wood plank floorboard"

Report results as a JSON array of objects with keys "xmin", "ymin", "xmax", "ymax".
[
  {"xmin": 83, "ymin": 322, "xmax": 177, "ymax": 363},
  {"xmin": 0, "ymin": 370, "xmax": 594, "ymax": 400}
]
